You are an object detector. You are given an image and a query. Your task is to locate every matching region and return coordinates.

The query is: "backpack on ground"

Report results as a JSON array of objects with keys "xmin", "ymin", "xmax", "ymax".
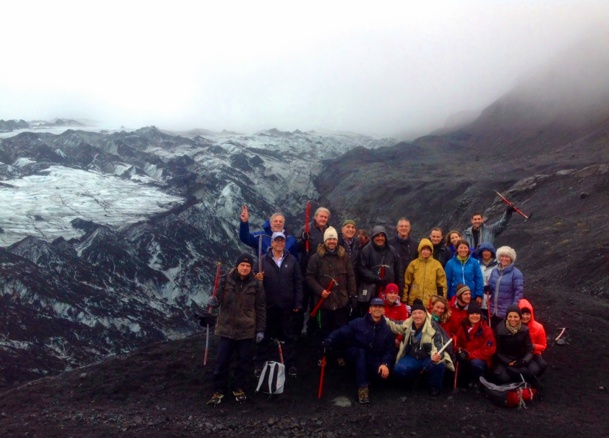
[
  {"xmin": 255, "ymin": 361, "xmax": 285, "ymax": 395},
  {"xmin": 479, "ymin": 375, "xmax": 537, "ymax": 408}
]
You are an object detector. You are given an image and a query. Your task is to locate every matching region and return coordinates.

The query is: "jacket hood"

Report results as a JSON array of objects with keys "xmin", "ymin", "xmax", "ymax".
[
  {"xmin": 496, "ymin": 245, "xmax": 517, "ymax": 263},
  {"xmin": 476, "ymin": 241, "xmax": 496, "ymax": 258},
  {"xmin": 371, "ymin": 225, "xmax": 387, "ymax": 239},
  {"xmin": 518, "ymin": 298, "xmax": 536, "ymax": 323},
  {"xmin": 417, "ymin": 238, "xmax": 434, "ymax": 255}
]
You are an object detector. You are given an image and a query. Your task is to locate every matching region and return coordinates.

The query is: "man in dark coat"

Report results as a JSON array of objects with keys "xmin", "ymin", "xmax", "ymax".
[
  {"xmin": 389, "ymin": 217, "xmax": 419, "ymax": 274},
  {"xmin": 359, "ymin": 226, "xmax": 404, "ymax": 312},
  {"xmin": 306, "ymin": 226, "xmax": 356, "ymax": 363},
  {"xmin": 322, "ymin": 298, "xmax": 397, "ymax": 404},
  {"xmin": 207, "ymin": 253, "xmax": 266, "ymax": 405},
  {"xmin": 429, "ymin": 227, "xmax": 450, "ymax": 267},
  {"xmin": 255, "ymin": 232, "xmax": 303, "ymax": 377}
]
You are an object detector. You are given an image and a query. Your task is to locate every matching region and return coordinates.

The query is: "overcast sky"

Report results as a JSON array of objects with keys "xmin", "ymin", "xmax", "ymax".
[{"xmin": 1, "ymin": 1, "xmax": 608, "ymax": 137}]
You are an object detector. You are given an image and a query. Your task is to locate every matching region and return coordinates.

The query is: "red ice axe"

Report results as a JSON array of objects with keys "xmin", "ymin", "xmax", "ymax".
[
  {"xmin": 495, "ymin": 191, "xmax": 531, "ymax": 221},
  {"xmin": 318, "ymin": 351, "xmax": 327, "ymax": 399},
  {"xmin": 310, "ymin": 278, "xmax": 337, "ymax": 318},
  {"xmin": 203, "ymin": 261, "xmax": 222, "ymax": 366}
]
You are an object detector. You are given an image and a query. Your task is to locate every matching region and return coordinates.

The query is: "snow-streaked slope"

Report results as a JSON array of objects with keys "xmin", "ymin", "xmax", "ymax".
[{"xmin": 0, "ymin": 166, "xmax": 183, "ymax": 246}]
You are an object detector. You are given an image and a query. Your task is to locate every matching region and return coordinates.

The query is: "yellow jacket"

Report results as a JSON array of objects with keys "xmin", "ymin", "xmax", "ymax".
[{"xmin": 403, "ymin": 238, "xmax": 447, "ymax": 305}]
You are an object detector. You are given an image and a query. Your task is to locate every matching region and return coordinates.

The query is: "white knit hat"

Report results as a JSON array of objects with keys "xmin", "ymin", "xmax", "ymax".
[
  {"xmin": 324, "ymin": 226, "xmax": 338, "ymax": 241},
  {"xmin": 496, "ymin": 246, "xmax": 517, "ymax": 263}
]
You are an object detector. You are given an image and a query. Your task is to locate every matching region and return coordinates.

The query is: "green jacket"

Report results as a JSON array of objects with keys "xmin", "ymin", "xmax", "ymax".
[{"xmin": 214, "ymin": 268, "xmax": 266, "ymax": 340}]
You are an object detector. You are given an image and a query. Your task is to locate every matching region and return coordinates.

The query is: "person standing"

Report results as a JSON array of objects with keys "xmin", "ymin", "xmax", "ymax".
[
  {"xmin": 207, "ymin": 253, "xmax": 266, "ymax": 405},
  {"xmin": 429, "ymin": 227, "xmax": 450, "ymax": 267},
  {"xmin": 255, "ymin": 232, "xmax": 303, "ymax": 378},
  {"xmin": 239, "ymin": 206, "xmax": 298, "ymax": 258},
  {"xmin": 476, "ymin": 242, "xmax": 498, "ymax": 313},
  {"xmin": 389, "ymin": 217, "xmax": 419, "ymax": 274},
  {"xmin": 321, "ymin": 298, "xmax": 397, "ymax": 404},
  {"xmin": 402, "ymin": 238, "xmax": 447, "ymax": 306},
  {"xmin": 306, "ymin": 226, "xmax": 356, "ymax": 365},
  {"xmin": 488, "ymin": 246, "xmax": 524, "ymax": 329},
  {"xmin": 445, "ymin": 240, "xmax": 484, "ymax": 305},
  {"xmin": 463, "ymin": 208, "xmax": 514, "ymax": 251}
]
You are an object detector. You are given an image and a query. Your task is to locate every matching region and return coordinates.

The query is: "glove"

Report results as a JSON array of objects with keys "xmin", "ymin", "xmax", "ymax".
[
  {"xmin": 457, "ymin": 350, "xmax": 469, "ymax": 362},
  {"xmin": 506, "ymin": 206, "xmax": 515, "ymax": 215},
  {"xmin": 375, "ymin": 276, "xmax": 389, "ymax": 287},
  {"xmin": 515, "ymin": 359, "xmax": 527, "ymax": 368},
  {"xmin": 483, "ymin": 285, "xmax": 491, "ymax": 294},
  {"xmin": 302, "ymin": 231, "xmax": 310, "ymax": 241},
  {"xmin": 207, "ymin": 296, "xmax": 219, "ymax": 309},
  {"xmin": 321, "ymin": 339, "xmax": 332, "ymax": 350},
  {"xmin": 255, "ymin": 332, "xmax": 264, "ymax": 344}
]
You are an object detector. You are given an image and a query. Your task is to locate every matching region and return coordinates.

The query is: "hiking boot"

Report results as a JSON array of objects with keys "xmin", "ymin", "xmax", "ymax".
[
  {"xmin": 358, "ymin": 386, "xmax": 370, "ymax": 405},
  {"xmin": 288, "ymin": 366, "xmax": 298, "ymax": 378},
  {"xmin": 254, "ymin": 367, "xmax": 262, "ymax": 379},
  {"xmin": 207, "ymin": 392, "xmax": 224, "ymax": 406},
  {"xmin": 337, "ymin": 357, "xmax": 346, "ymax": 368},
  {"xmin": 233, "ymin": 388, "xmax": 247, "ymax": 403},
  {"xmin": 429, "ymin": 386, "xmax": 441, "ymax": 397}
]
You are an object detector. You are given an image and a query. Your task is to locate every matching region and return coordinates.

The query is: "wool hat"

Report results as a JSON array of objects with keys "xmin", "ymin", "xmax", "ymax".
[
  {"xmin": 271, "ymin": 231, "xmax": 286, "ymax": 241},
  {"xmin": 496, "ymin": 246, "xmax": 517, "ymax": 263},
  {"xmin": 468, "ymin": 302, "xmax": 482, "ymax": 315},
  {"xmin": 370, "ymin": 298, "xmax": 384, "ymax": 307},
  {"xmin": 324, "ymin": 226, "xmax": 338, "ymax": 241},
  {"xmin": 236, "ymin": 253, "xmax": 254, "ymax": 267},
  {"xmin": 410, "ymin": 298, "xmax": 426, "ymax": 314},
  {"xmin": 385, "ymin": 283, "xmax": 399, "ymax": 295},
  {"xmin": 506, "ymin": 304, "xmax": 522, "ymax": 317},
  {"xmin": 456, "ymin": 283, "xmax": 471, "ymax": 298},
  {"xmin": 342, "ymin": 219, "xmax": 356, "ymax": 227}
]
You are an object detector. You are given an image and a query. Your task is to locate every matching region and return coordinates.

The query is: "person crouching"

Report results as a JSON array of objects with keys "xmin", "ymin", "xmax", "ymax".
[
  {"xmin": 321, "ymin": 298, "xmax": 397, "ymax": 405},
  {"xmin": 385, "ymin": 299, "xmax": 454, "ymax": 397}
]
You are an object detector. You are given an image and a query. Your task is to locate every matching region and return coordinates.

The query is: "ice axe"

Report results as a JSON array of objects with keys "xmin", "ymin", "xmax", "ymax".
[
  {"xmin": 554, "ymin": 327, "xmax": 568, "ymax": 346},
  {"xmin": 203, "ymin": 262, "xmax": 222, "ymax": 366},
  {"xmin": 495, "ymin": 191, "xmax": 532, "ymax": 221},
  {"xmin": 310, "ymin": 276, "xmax": 338, "ymax": 318},
  {"xmin": 318, "ymin": 349, "xmax": 327, "ymax": 399}
]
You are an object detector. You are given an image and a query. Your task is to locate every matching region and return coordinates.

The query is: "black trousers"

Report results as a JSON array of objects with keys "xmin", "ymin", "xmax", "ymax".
[{"xmin": 212, "ymin": 337, "xmax": 253, "ymax": 393}]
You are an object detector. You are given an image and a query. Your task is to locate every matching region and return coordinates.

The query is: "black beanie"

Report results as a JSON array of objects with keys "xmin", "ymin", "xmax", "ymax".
[
  {"xmin": 468, "ymin": 302, "xmax": 482, "ymax": 315},
  {"xmin": 505, "ymin": 304, "xmax": 521, "ymax": 318},
  {"xmin": 236, "ymin": 253, "xmax": 254, "ymax": 267},
  {"xmin": 411, "ymin": 298, "xmax": 426, "ymax": 314}
]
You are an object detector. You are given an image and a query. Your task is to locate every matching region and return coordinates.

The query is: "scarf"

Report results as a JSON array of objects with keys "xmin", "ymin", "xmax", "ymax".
[{"xmin": 505, "ymin": 319, "xmax": 521, "ymax": 334}]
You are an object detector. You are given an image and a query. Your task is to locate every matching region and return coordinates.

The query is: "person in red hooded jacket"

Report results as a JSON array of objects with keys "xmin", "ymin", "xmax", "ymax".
[
  {"xmin": 383, "ymin": 282, "xmax": 408, "ymax": 347},
  {"xmin": 518, "ymin": 298, "xmax": 547, "ymax": 376},
  {"xmin": 455, "ymin": 303, "xmax": 496, "ymax": 386}
]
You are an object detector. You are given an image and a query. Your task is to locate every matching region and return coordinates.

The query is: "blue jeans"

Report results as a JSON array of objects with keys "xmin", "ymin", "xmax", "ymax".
[{"xmin": 394, "ymin": 354, "xmax": 446, "ymax": 389}]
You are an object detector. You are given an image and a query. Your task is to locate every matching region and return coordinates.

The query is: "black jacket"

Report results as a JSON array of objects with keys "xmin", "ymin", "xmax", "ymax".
[
  {"xmin": 389, "ymin": 235, "xmax": 419, "ymax": 272},
  {"xmin": 359, "ymin": 241, "xmax": 404, "ymax": 292},
  {"xmin": 260, "ymin": 250, "xmax": 303, "ymax": 310}
]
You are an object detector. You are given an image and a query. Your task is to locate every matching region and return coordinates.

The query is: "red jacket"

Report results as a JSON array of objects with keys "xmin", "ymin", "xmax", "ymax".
[
  {"xmin": 455, "ymin": 319, "xmax": 496, "ymax": 368},
  {"xmin": 518, "ymin": 298, "xmax": 547, "ymax": 355},
  {"xmin": 442, "ymin": 296, "xmax": 468, "ymax": 338},
  {"xmin": 384, "ymin": 301, "xmax": 408, "ymax": 342}
]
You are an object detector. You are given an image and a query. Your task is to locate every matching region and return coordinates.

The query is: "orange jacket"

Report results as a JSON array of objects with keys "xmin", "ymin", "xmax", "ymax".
[{"xmin": 518, "ymin": 298, "xmax": 547, "ymax": 355}]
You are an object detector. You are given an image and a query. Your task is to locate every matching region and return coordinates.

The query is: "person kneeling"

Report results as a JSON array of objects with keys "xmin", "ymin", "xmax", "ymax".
[
  {"xmin": 455, "ymin": 303, "xmax": 496, "ymax": 388},
  {"xmin": 322, "ymin": 298, "xmax": 397, "ymax": 405},
  {"xmin": 385, "ymin": 299, "xmax": 455, "ymax": 397}
]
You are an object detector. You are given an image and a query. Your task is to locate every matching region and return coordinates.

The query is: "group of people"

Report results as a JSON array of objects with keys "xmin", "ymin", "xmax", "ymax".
[{"xmin": 206, "ymin": 205, "xmax": 547, "ymax": 406}]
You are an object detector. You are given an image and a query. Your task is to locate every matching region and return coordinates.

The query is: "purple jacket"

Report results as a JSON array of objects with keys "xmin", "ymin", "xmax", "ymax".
[{"xmin": 489, "ymin": 263, "xmax": 524, "ymax": 318}]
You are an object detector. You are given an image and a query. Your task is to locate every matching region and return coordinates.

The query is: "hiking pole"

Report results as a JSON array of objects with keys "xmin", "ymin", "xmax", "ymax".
[
  {"xmin": 204, "ymin": 262, "xmax": 222, "ymax": 366},
  {"xmin": 258, "ymin": 234, "xmax": 263, "ymax": 274},
  {"xmin": 310, "ymin": 277, "xmax": 338, "ymax": 318},
  {"xmin": 318, "ymin": 349, "xmax": 327, "ymax": 399},
  {"xmin": 420, "ymin": 338, "xmax": 453, "ymax": 374},
  {"xmin": 275, "ymin": 338, "xmax": 285, "ymax": 364},
  {"xmin": 554, "ymin": 327, "xmax": 568, "ymax": 345},
  {"xmin": 495, "ymin": 191, "xmax": 531, "ymax": 221}
]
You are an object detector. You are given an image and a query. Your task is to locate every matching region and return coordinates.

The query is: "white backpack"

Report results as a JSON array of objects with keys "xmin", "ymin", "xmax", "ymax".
[{"xmin": 255, "ymin": 361, "xmax": 285, "ymax": 395}]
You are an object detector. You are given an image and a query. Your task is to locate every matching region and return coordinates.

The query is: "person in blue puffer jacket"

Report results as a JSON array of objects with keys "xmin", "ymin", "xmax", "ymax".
[
  {"xmin": 488, "ymin": 246, "xmax": 524, "ymax": 329},
  {"xmin": 445, "ymin": 239, "xmax": 484, "ymax": 304},
  {"xmin": 239, "ymin": 206, "xmax": 298, "ymax": 258}
]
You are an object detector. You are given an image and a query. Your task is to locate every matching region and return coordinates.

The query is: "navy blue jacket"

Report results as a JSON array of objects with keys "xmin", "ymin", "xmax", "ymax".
[
  {"xmin": 260, "ymin": 250, "xmax": 303, "ymax": 310},
  {"xmin": 326, "ymin": 313, "xmax": 397, "ymax": 366}
]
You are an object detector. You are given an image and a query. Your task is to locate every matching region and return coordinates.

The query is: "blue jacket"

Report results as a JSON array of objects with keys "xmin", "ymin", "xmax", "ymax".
[
  {"xmin": 326, "ymin": 313, "xmax": 397, "ymax": 366},
  {"xmin": 489, "ymin": 263, "xmax": 524, "ymax": 318},
  {"xmin": 239, "ymin": 220, "xmax": 298, "ymax": 258},
  {"xmin": 260, "ymin": 250, "xmax": 303, "ymax": 310},
  {"xmin": 445, "ymin": 255, "xmax": 484, "ymax": 299}
]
